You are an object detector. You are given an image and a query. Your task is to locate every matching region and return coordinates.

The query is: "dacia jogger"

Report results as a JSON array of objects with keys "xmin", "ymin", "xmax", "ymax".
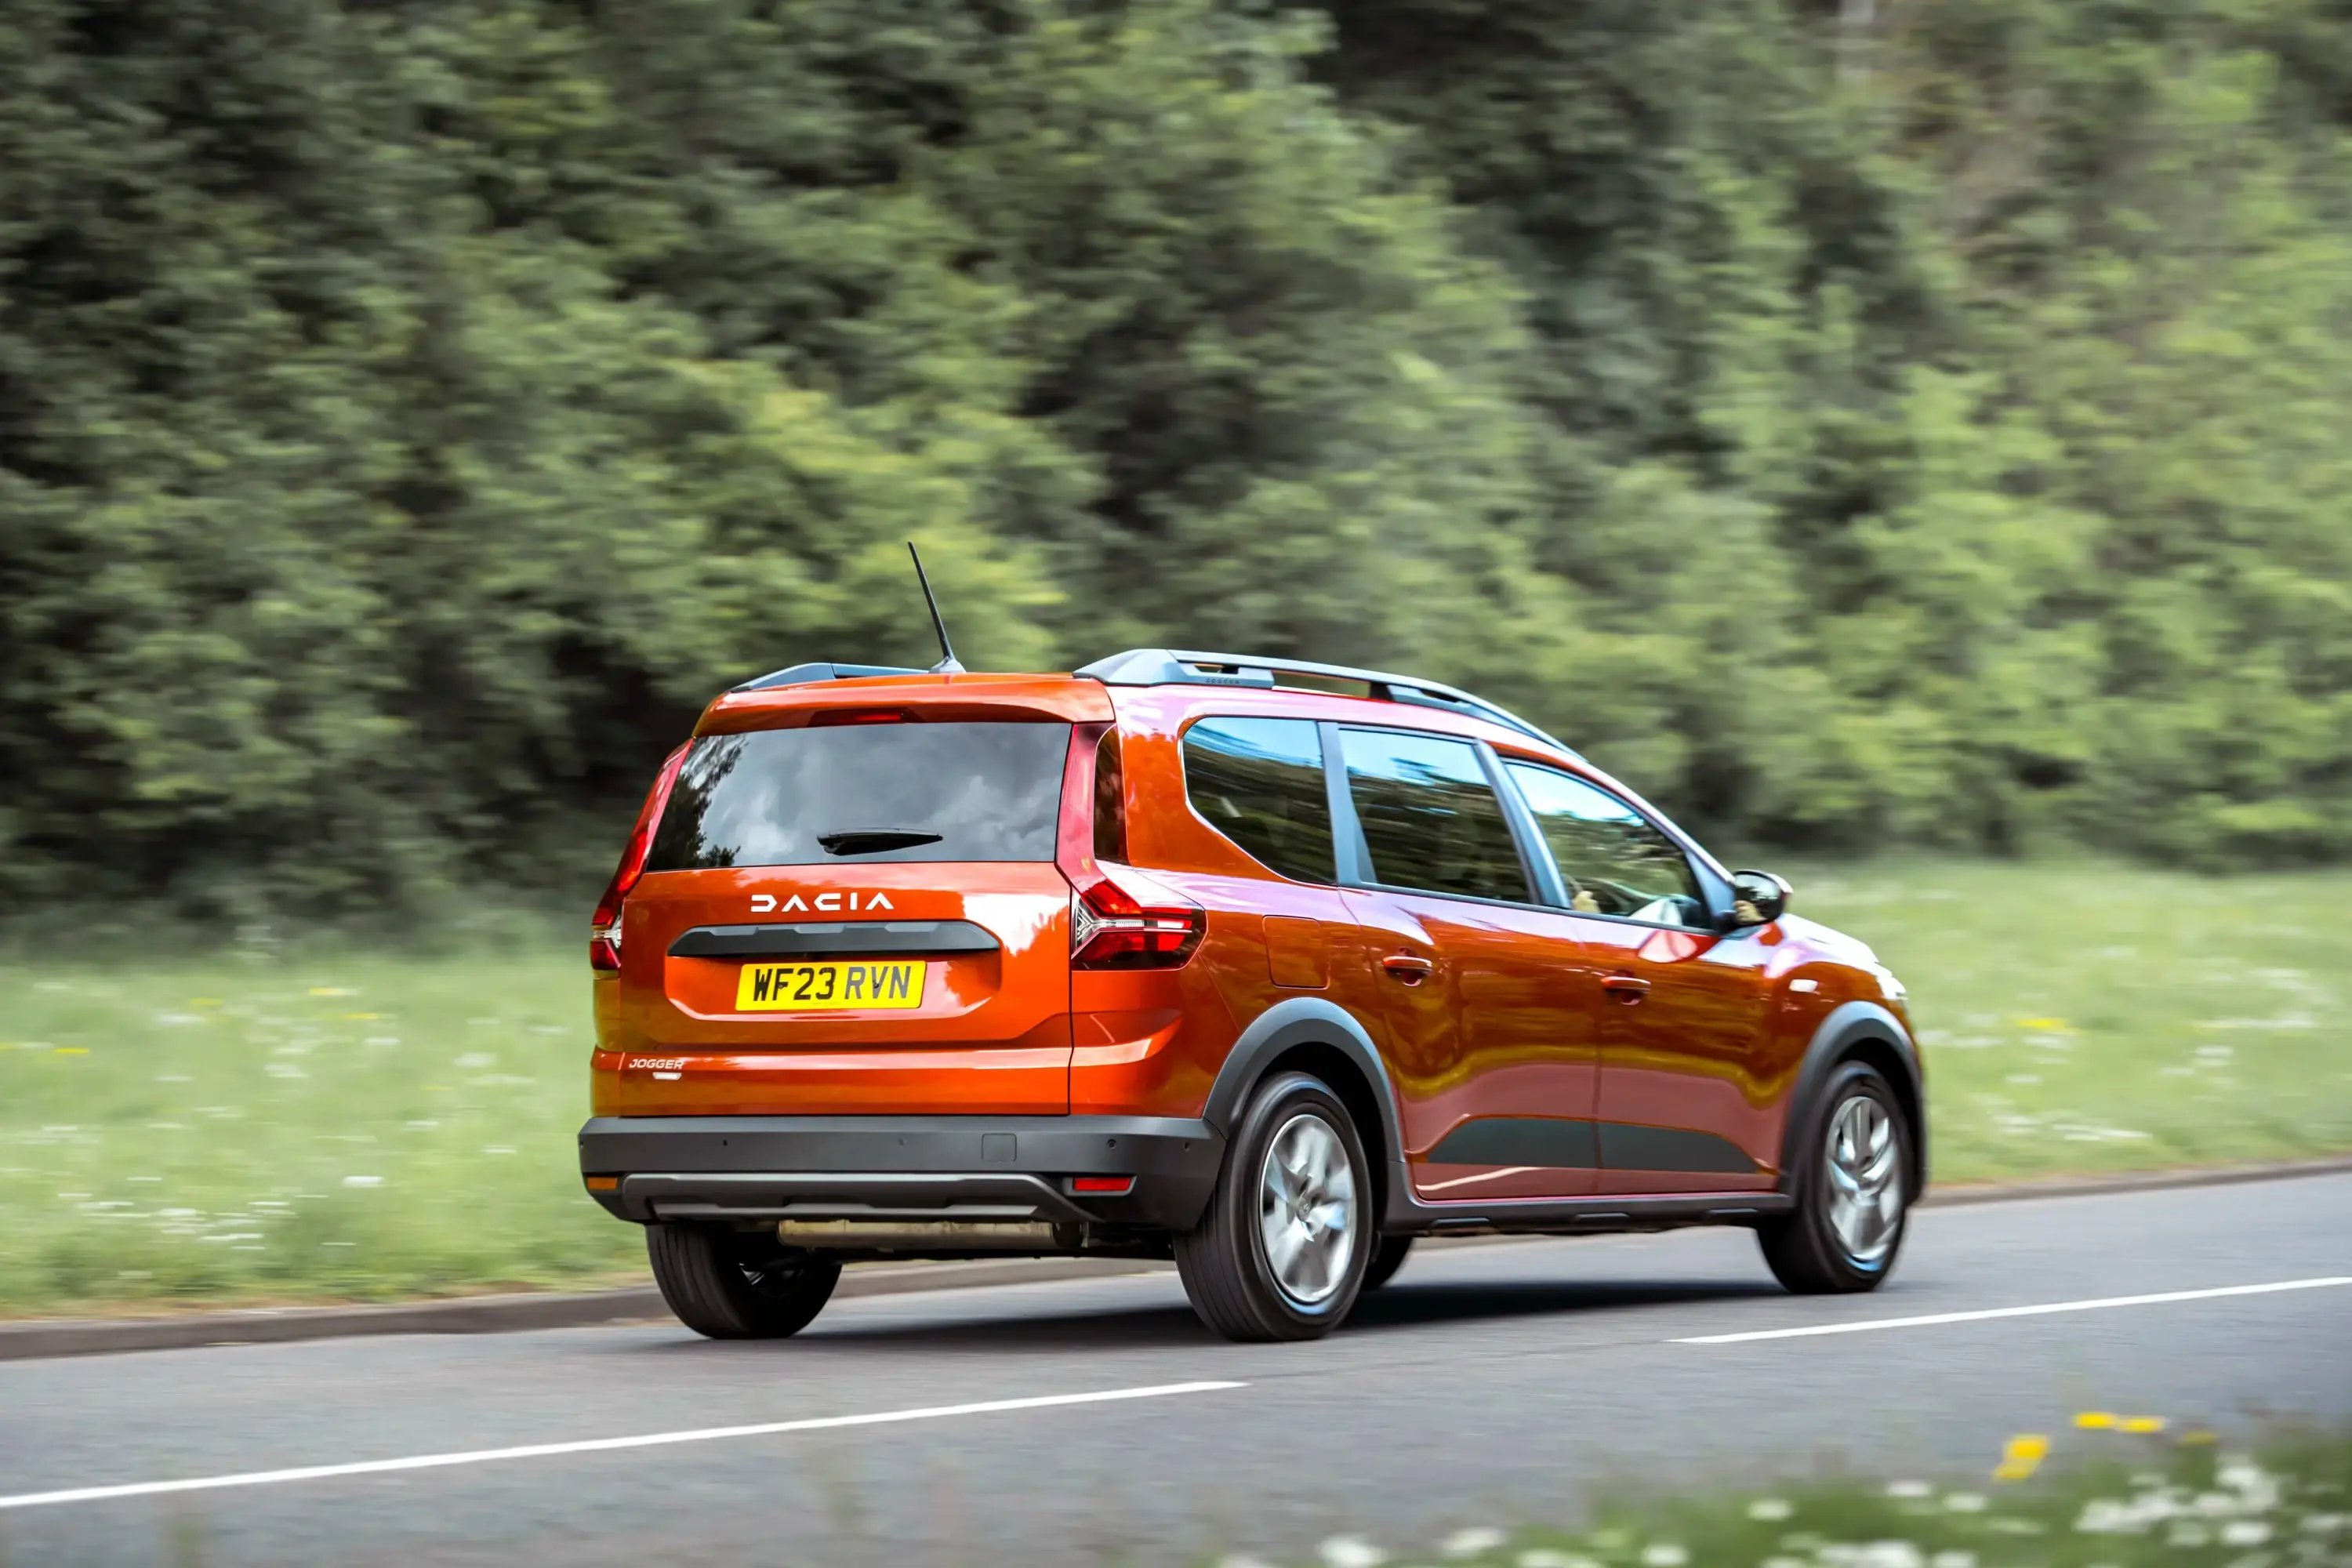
[{"xmin": 581, "ymin": 649, "xmax": 1922, "ymax": 1342}]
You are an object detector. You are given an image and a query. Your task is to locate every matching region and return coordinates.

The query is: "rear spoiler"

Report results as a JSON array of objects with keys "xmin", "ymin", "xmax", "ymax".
[{"xmin": 731, "ymin": 661, "xmax": 923, "ymax": 692}]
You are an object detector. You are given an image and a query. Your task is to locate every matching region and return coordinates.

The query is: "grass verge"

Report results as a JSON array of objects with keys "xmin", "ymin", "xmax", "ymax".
[
  {"xmin": 0, "ymin": 858, "xmax": 2346, "ymax": 1315},
  {"xmin": 1793, "ymin": 859, "xmax": 2352, "ymax": 1179},
  {"xmin": 1234, "ymin": 1424, "xmax": 2351, "ymax": 1568}
]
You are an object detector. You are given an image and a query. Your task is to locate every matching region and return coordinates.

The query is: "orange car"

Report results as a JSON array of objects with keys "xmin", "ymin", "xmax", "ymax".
[{"xmin": 581, "ymin": 648, "xmax": 1922, "ymax": 1341}]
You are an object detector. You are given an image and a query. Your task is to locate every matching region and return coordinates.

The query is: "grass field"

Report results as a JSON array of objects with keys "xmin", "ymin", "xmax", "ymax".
[{"xmin": 1, "ymin": 859, "xmax": 2347, "ymax": 1316}]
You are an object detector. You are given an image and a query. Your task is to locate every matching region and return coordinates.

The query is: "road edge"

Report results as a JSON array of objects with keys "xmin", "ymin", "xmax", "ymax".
[{"xmin": 7, "ymin": 1154, "xmax": 2348, "ymax": 1361}]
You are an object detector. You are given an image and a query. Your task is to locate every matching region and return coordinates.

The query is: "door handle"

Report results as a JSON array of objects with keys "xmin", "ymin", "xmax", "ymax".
[
  {"xmin": 1601, "ymin": 974, "xmax": 1652, "ymax": 1004},
  {"xmin": 1380, "ymin": 953, "xmax": 1436, "ymax": 985}
]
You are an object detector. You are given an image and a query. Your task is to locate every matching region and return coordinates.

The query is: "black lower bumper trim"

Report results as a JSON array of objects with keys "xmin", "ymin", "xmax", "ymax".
[{"xmin": 579, "ymin": 1115, "xmax": 1223, "ymax": 1232}]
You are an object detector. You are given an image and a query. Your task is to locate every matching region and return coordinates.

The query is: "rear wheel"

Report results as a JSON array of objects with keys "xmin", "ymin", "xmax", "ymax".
[
  {"xmin": 1176, "ymin": 1072, "xmax": 1372, "ymax": 1341},
  {"xmin": 1360, "ymin": 1234, "xmax": 1414, "ymax": 1292},
  {"xmin": 646, "ymin": 1223, "xmax": 842, "ymax": 1339},
  {"xmin": 1758, "ymin": 1061, "xmax": 1911, "ymax": 1294}
]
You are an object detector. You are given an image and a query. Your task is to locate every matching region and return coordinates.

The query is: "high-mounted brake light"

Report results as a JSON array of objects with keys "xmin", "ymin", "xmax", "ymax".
[
  {"xmin": 1054, "ymin": 723, "xmax": 1203, "ymax": 969},
  {"xmin": 590, "ymin": 742, "xmax": 690, "ymax": 973},
  {"xmin": 808, "ymin": 707, "xmax": 916, "ymax": 727}
]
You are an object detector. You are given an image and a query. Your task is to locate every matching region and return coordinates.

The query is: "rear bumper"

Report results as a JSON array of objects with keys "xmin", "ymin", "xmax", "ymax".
[{"xmin": 577, "ymin": 1115, "xmax": 1223, "ymax": 1233}]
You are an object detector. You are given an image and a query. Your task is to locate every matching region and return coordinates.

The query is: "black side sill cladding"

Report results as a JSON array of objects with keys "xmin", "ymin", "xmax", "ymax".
[{"xmin": 1424, "ymin": 1116, "xmax": 1760, "ymax": 1176}]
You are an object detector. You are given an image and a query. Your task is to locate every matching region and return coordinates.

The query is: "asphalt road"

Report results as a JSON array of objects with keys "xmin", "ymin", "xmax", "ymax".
[{"xmin": 3, "ymin": 1173, "xmax": 2348, "ymax": 1568}]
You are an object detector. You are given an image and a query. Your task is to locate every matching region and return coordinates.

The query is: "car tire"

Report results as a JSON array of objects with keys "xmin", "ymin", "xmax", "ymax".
[
  {"xmin": 1360, "ymin": 1233, "xmax": 1414, "ymax": 1293},
  {"xmin": 646, "ymin": 1223, "xmax": 843, "ymax": 1339},
  {"xmin": 1176, "ymin": 1071, "xmax": 1373, "ymax": 1341},
  {"xmin": 1758, "ymin": 1060, "xmax": 1912, "ymax": 1294}
]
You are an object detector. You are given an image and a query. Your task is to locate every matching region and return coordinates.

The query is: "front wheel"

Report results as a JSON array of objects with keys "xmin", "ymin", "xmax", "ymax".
[
  {"xmin": 647, "ymin": 1223, "xmax": 842, "ymax": 1339},
  {"xmin": 1176, "ymin": 1072, "xmax": 1373, "ymax": 1341},
  {"xmin": 1757, "ymin": 1061, "xmax": 1912, "ymax": 1294}
]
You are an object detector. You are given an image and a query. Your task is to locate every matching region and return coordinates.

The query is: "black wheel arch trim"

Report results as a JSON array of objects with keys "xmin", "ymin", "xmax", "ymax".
[
  {"xmin": 1200, "ymin": 995, "xmax": 1408, "ymax": 1187},
  {"xmin": 1779, "ymin": 1000, "xmax": 1927, "ymax": 1196}
]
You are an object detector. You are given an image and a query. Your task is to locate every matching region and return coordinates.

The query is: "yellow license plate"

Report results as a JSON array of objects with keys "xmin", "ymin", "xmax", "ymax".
[{"xmin": 735, "ymin": 960, "xmax": 925, "ymax": 1012}]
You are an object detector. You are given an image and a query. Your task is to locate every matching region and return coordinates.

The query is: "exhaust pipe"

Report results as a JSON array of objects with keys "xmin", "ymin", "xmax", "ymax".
[{"xmin": 776, "ymin": 1219, "xmax": 1060, "ymax": 1250}]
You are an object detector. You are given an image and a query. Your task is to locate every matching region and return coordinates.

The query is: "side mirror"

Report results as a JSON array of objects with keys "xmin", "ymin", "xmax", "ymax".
[{"xmin": 1726, "ymin": 869, "xmax": 1792, "ymax": 928}]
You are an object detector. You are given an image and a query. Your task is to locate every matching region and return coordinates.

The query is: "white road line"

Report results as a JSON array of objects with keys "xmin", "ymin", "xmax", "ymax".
[
  {"xmin": 0, "ymin": 1380, "xmax": 1246, "ymax": 1512},
  {"xmin": 1675, "ymin": 1276, "xmax": 2352, "ymax": 1345}
]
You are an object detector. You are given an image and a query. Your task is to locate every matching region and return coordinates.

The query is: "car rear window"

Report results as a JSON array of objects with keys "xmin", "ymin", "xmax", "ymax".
[
  {"xmin": 644, "ymin": 722, "xmax": 1070, "ymax": 869},
  {"xmin": 1181, "ymin": 717, "xmax": 1335, "ymax": 883}
]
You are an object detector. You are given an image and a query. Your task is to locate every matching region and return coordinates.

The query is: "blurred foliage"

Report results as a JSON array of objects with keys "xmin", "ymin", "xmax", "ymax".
[{"xmin": 2, "ymin": 0, "xmax": 2349, "ymax": 917}]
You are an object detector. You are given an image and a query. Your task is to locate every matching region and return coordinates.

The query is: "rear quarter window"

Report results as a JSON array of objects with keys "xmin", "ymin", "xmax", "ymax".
[
  {"xmin": 1181, "ymin": 717, "xmax": 1335, "ymax": 883},
  {"xmin": 645, "ymin": 722, "xmax": 1069, "ymax": 869}
]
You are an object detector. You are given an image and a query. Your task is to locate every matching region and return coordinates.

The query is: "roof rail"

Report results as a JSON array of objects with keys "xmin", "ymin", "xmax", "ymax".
[
  {"xmin": 1074, "ymin": 648, "xmax": 1577, "ymax": 757},
  {"xmin": 731, "ymin": 660, "xmax": 924, "ymax": 693}
]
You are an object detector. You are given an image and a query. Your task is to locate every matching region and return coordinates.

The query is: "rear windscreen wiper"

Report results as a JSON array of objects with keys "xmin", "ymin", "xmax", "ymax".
[{"xmin": 817, "ymin": 829, "xmax": 945, "ymax": 857}]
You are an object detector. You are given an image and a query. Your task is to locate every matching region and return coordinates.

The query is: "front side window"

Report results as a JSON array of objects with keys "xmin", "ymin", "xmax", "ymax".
[
  {"xmin": 644, "ymin": 722, "xmax": 1070, "ymax": 869},
  {"xmin": 1181, "ymin": 717, "xmax": 1335, "ymax": 883},
  {"xmin": 1341, "ymin": 729, "xmax": 1530, "ymax": 903},
  {"xmin": 1505, "ymin": 764, "xmax": 1706, "ymax": 929}
]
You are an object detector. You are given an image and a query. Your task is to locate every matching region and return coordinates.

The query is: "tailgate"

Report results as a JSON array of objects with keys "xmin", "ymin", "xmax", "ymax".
[{"xmin": 604, "ymin": 719, "xmax": 1078, "ymax": 1116}]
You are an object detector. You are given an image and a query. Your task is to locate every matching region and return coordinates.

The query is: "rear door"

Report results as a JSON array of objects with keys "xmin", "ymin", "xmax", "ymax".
[
  {"xmin": 608, "ymin": 717, "xmax": 1079, "ymax": 1116},
  {"xmin": 1333, "ymin": 727, "xmax": 1603, "ymax": 1202}
]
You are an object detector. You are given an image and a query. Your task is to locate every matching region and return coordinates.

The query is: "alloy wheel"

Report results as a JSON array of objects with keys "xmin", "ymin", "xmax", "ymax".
[
  {"xmin": 1822, "ymin": 1092, "xmax": 1904, "ymax": 1268},
  {"xmin": 1256, "ymin": 1111, "xmax": 1358, "ymax": 1308}
]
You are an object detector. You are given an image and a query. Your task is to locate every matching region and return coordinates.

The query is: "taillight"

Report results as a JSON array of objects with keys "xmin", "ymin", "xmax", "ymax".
[
  {"xmin": 1068, "ymin": 862, "xmax": 1204, "ymax": 969},
  {"xmin": 590, "ymin": 742, "xmax": 691, "ymax": 973},
  {"xmin": 1055, "ymin": 720, "xmax": 1202, "ymax": 970}
]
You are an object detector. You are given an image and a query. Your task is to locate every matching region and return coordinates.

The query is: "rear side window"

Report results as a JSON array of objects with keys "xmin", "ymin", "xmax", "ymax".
[
  {"xmin": 1181, "ymin": 717, "xmax": 1335, "ymax": 883},
  {"xmin": 1340, "ymin": 729, "xmax": 1530, "ymax": 903},
  {"xmin": 644, "ymin": 722, "xmax": 1069, "ymax": 869},
  {"xmin": 1505, "ymin": 764, "xmax": 1706, "ymax": 929}
]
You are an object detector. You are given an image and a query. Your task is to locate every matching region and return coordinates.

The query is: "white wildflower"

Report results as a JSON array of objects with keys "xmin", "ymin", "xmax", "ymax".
[
  {"xmin": 1639, "ymin": 1546, "xmax": 1687, "ymax": 1568},
  {"xmin": 1748, "ymin": 1499, "xmax": 1794, "ymax": 1522},
  {"xmin": 2220, "ymin": 1523, "xmax": 2270, "ymax": 1548},
  {"xmin": 1320, "ymin": 1537, "xmax": 1388, "ymax": 1568},
  {"xmin": 1442, "ymin": 1529, "xmax": 1508, "ymax": 1559},
  {"xmin": 1886, "ymin": 1480, "xmax": 1933, "ymax": 1500},
  {"xmin": 341, "ymin": 1174, "xmax": 383, "ymax": 1189},
  {"xmin": 1943, "ymin": 1493, "xmax": 1987, "ymax": 1513}
]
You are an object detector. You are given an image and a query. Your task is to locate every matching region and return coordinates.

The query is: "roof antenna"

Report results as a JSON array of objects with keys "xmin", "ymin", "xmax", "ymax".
[{"xmin": 907, "ymin": 541, "xmax": 964, "ymax": 674}]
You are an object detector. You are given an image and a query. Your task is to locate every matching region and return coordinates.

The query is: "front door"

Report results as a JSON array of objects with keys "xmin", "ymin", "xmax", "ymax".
[
  {"xmin": 1500, "ymin": 762, "xmax": 1776, "ymax": 1193},
  {"xmin": 1334, "ymin": 728, "xmax": 1602, "ymax": 1202}
]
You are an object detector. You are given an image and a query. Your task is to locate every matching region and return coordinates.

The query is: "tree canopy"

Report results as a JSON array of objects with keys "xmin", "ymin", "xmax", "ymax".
[{"xmin": 4, "ymin": 0, "xmax": 2347, "ymax": 917}]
